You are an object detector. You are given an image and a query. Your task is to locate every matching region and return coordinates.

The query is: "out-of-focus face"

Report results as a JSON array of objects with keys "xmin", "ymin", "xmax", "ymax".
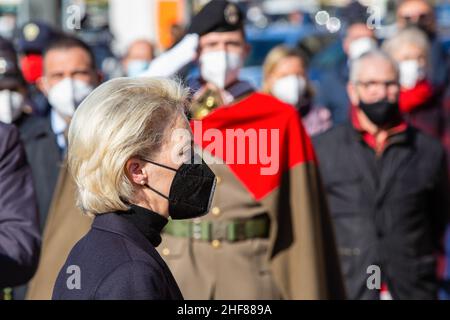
[
  {"xmin": 39, "ymin": 47, "xmax": 99, "ymax": 94},
  {"xmin": 390, "ymin": 42, "xmax": 428, "ymax": 89},
  {"xmin": 390, "ymin": 43, "xmax": 427, "ymax": 67},
  {"xmin": 397, "ymin": 0, "xmax": 435, "ymax": 32},
  {"xmin": 123, "ymin": 40, "xmax": 154, "ymax": 70},
  {"xmin": 348, "ymin": 57, "xmax": 399, "ymax": 106},
  {"xmin": 198, "ymin": 30, "xmax": 250, "ymax": 89},
  {"xmin": 343, "ymin": 23, "xmax": 376, "ymax": 56},
  {"xmin": 0, "ymin": 81, "xmax": 29, "ymax": 123},
  {"xmin": 198, "ymin": 30, "xmax": 248, "ymax": 57},
  {"xmin": 266, "ymin": 56, "xmax": 306, "ymax": 90}
]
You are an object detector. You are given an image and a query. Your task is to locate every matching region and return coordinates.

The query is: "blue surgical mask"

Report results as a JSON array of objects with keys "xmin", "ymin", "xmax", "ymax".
[{"xmin": 126, "ymin": 60, "xmax": 150, "ymax": 77}]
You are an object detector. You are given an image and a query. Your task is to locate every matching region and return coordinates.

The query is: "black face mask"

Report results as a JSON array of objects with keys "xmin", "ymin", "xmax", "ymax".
[
  {"xmin": 142, "ymin": 158, "xmax": 216, "ymax": 220},
  {"xmin": 359, "ymin": 98, "xmax": 400, "ymax": 127}
]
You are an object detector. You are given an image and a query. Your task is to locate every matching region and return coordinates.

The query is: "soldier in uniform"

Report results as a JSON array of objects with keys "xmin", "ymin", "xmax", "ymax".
[{"xmin": 157, "ymin": 1, "xmax": 346, "ymax": 299}]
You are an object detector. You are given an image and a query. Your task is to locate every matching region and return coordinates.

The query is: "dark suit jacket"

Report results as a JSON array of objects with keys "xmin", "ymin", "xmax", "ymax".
[
  {"xmin": 16, "ymin": 114, "xmax": 62, "ymax": 230},
  {"xmin": 0, "ymin": 123, "xmax": 40, "ymax": 288},
  {"xmin": 52, "ymin": 212, "xmax": 184, "ymax": 300}
]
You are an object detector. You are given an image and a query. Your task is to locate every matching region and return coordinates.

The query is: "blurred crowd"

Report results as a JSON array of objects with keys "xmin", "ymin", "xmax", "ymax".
[{"xmin": 1, "ymin": 0, "xmax": 450, "ymax": 300}]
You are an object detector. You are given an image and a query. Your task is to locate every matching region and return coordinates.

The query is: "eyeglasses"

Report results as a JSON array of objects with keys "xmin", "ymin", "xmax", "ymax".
[
  {"xmin": 400, "ymin": 13, "xmax": 431, "ymax": 23},
  {"xmin": 355, "ymin": 80, "xmax": 399, "ymax": 91}
]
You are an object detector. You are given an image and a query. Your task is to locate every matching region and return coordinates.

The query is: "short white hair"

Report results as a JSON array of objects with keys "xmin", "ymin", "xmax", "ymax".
[
  {"xmin": 68, "ymin": 77, "xmax": 190, "ymax": 217},
  {"xmin": 382, "ymin": 26, "xmax": 430, "ymax": 59},
  {"xmin": 349, "ymin": 50, "xmax": 399, "ymax": 84}
]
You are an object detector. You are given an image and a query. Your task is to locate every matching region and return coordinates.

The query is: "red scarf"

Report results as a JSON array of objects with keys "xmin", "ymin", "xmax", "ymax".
[{"xmin": 399, "ymin": 80, "xmax": 434, "ymax": 113}]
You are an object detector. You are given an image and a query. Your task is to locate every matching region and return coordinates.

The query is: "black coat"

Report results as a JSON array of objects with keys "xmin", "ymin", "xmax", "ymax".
[
  {"xmin": 313, "ymin": 124, "xmax": 449, "ymax": 300},
  {"xmin": 52, "ymin": 209, "xmax": 183, "ymax": 300},
  {"xmin": 0, "ymin": 123, "xmax": 40, "ymax": 288},
  {"xmin": 16, "ymin": 114, "xmax": 62, "ymax": 230}
]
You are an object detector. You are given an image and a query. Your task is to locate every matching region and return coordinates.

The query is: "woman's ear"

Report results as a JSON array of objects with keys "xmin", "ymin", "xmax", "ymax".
[{"xmin": 125, "ymin": 158, "xmax": 147, "ymax": 186}]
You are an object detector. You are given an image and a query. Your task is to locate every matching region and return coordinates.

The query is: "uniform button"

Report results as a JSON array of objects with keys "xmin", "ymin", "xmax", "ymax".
[
  {"xmin": 216, "ymin": 176, "xmax": 222, "ymax": 185},
  {"xmin": 211, "ymin": 239, "xmax": 221, "ymax": 248},
  {"xmin": 211, "ymin": 207, "xmax": 221, "ymax": 216},
  {"xmin": 196, "ymin": 108, "xmax": 210, "ymax": 119},
  {"xmin": 162, "ymin": 248, "xmax": 170, "ymax": 256},
  {"xmin": 206, "ymin": 96, "xmax": 215, "ymax": 108}
]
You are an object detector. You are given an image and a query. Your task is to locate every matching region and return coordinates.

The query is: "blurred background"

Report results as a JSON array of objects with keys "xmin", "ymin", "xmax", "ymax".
[{"xmin": 1, "ymin": 0, "xmax": 448, "ymax": 85}]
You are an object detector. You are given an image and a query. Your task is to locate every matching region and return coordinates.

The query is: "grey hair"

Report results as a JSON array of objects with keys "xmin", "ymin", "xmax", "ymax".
[
  {"xmin": 349, "ymin": 49, "xmax": 399, "ymax": 83},
  {"xmin": 381, "ymin": 26, "xmax": 430, "ymax": 59}
]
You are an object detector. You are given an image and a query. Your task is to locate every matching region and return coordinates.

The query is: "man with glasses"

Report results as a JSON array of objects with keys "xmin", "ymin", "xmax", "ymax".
[
  {"xmin": 396, "ymin": 0, "xmax": 449, "ymax": 91},
  {"xmin": 313, "ymin": 50, "xmax": 449, "ymax": 299}
]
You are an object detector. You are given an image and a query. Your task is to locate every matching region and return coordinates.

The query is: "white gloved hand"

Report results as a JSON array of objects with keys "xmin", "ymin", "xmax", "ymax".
[{"xmin": 140, "ymin": 34, "xmax": 199, "ymax": 78}]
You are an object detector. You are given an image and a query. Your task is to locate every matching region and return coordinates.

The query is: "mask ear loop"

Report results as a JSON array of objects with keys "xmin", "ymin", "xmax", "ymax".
[
  {"xmin": 144, "ymin": 183, "xmax": 173, "ymax": 202},
  {"xmin": 141, "ymin": 158, "xmax": 178, "ymax": 172},
  {"xmin": 140, "ymin": 158, "xmax": 178, "ymax": 202}
]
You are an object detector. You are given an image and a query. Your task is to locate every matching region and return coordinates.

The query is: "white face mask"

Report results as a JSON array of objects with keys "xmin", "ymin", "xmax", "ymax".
[
  {"xmin": 0, "ymin": 90, "xmax": 25, "ymax": 124},
  {"xmin": 126, "ymin": 60, "xmax": 150, "ymax": 77},
  {"xmin": 348, "ymin": 37, "xmax": 378, "ymax": 60},
  {"xmin": 272, "ymin": 74, "xmax": 307, "ymax": 106},
  {"xmin": 399, "ymin": 59, "xmax": 426, "ymax": 89},
  {"xmin": 199, "ymin": 51, "xmax": 243, "ymax": 89},
  {"xmin": 47, "ymin": 78, "xmax": 94, "ymax": 118}
]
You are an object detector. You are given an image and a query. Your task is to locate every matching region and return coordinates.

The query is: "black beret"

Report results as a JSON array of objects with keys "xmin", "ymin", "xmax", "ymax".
[{"xmin": 187, "ymin": 0, "xmax": 244, "ymax": 36}]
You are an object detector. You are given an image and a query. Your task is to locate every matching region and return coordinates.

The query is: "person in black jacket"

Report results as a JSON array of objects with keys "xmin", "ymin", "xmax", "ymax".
[
  {"xmin": 0, "ymin": 123, "xmax": 40, "ymax": 299},
  {"xmin": 313, "ymin": 50, "xmax": 449, "ymax": 300},
  {"xmin": 52, "ymin": 77, "xmax": 216, "ymax": 300}
]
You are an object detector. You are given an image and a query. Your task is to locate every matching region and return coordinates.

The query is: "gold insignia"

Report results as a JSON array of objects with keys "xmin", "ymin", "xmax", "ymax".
[
  {"xmin": 224, "ymin": 3, "xmax": 239, "ymax": 25},
  {"xmin": 23, "ymin": 23, "xmax": 40, "ymax": 42},
  {"xmin": 191, "ymin": 90, "xmax": 223, "ymax": 120}
]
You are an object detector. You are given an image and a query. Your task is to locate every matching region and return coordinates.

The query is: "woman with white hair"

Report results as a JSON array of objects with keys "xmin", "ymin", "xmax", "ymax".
[
  {"xmin": 52, "ymin": 77, "xmax": 216, "ymax": 300},
  {"xmin": 382, "ymin": 26, "xmax": 445, "ymax": 140}
]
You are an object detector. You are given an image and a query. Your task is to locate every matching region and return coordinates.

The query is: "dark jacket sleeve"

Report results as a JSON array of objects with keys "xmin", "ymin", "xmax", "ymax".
[
  {"xmin": 429, "ymin": 147, "xmax": 450, "ymax": 252},
  {"xmin": 0, "ymin": 124, "xmax": 41, "ymax": 288},
  {"xmin": 93, "ymin": 261, "xmax": 169, "ymax": 300}
]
